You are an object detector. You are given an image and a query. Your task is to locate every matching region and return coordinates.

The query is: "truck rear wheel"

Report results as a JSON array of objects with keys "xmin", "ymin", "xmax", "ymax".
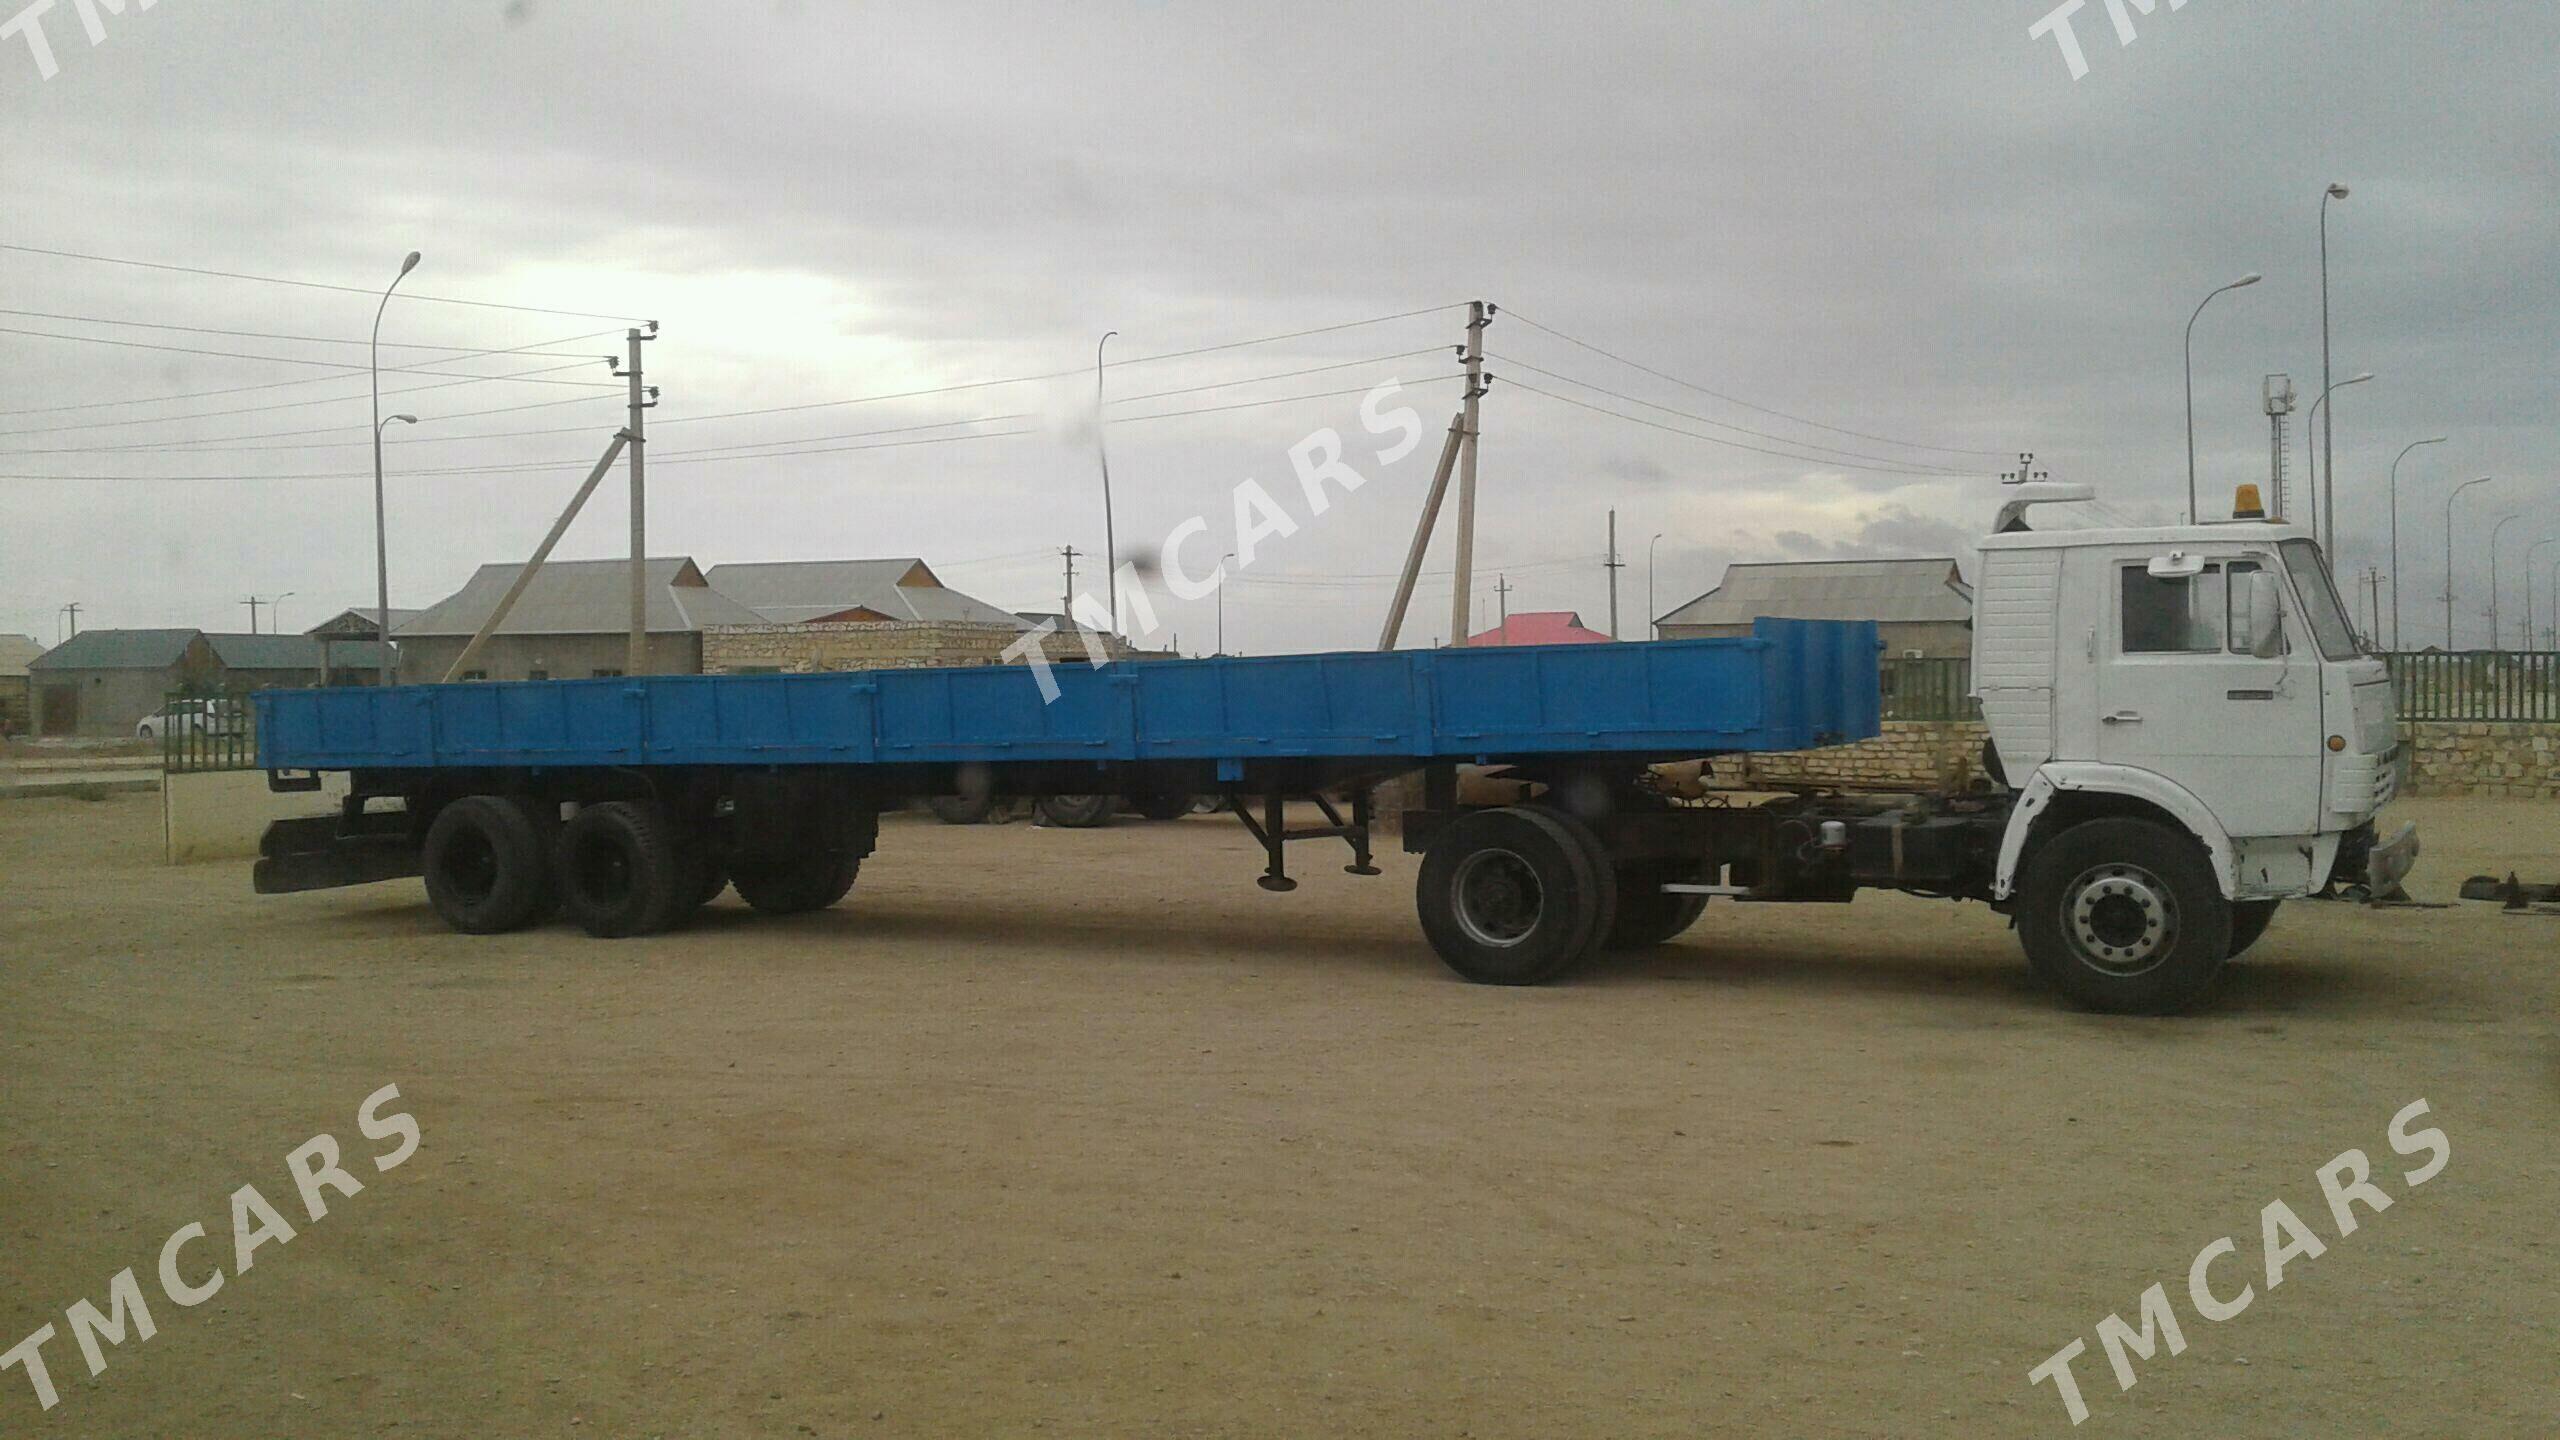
[
  {"xmin": 927, "ymin": 793, "xmax": 994, "ymax": 825},
  {"xmin": 730, "ymin": 849, "xmax": 860, "ymax": 915},
  {"xmin": 1417, "ymin": 807, "xmax": 1612, "ymax": 985},
  {"xmin": 1603, "ymin": 863, "xmax": 1708, "ymax": 950},
  {"xmin": 2018, "ymin": 817, "xmax": 2232, "ymax": 1014},
  {"xmin": 1036, "ymin": 794, "xmax": 1118, "ymax": 828},
  {"xmin": 422, "ymin": 795, "xmax": 555, "ymax": 934},
  {"xmin": 555, "ymin": 800, "xmax": 691, "ymax": 938}
]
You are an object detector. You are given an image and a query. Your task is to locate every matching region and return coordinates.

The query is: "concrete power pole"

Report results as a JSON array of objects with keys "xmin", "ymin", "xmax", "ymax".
[
  {"xmin": 1447, "ymin": 301, "xmax": 1492, "ymax": 647},
  {"xmin": 1060, "ymin": 545, "xmax": 1082, "ymax": 617},
  {"xmin": 622, "ymin": 326, "xmax": 658, "ymax": 677},
  {"xmin": 1604, "ymin": 510, "xmax": 1623, "ymax": 640},
  {"xmin": 1495, "ymin": 573, "xmax": 1512, "ymax": 637}
]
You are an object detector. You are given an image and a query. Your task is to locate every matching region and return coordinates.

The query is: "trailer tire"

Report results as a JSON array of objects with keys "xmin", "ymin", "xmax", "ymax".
[
  {"xmin": 422, "ymin": 794, "xmax": 555, "ymax": 934},
  {"xmin": 1417, "ymin": 806, "xmax": 1611, "ymax": 985},
  {"xmin": 731, "ymin": 849, "xmax": 860, "ymax": 915},
  {"xmin": 554, "ymin": 800, "xmax": 691, "ymax": 938},
  {"xmin": 1132, "ymin": 789, "xmax": 1195, "ymax": 822},
  {"xmin": 2018, "ymin": 817, "xmax": 2232, "ymax": 1014},
  {"xmin": 1036, "ymin": 794, "xmax": 1118, "ymax": 828},
  {"xmin": 2227, "ymin": 900, "xmax": 2278, "ymax": 959},
  {"xmin": 1603, "ymin": 863, "xmax": 1709, "ymax": 950}
]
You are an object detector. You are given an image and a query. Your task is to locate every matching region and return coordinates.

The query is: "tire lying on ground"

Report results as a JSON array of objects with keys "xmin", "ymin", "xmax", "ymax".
[
  {"xmin": 1416, "ymin": 805, "xmax": 1614, "ymax": 985},
  {"xmin": 1603, "ymin": 862, "xmax": 1709, "ymax": 950},
  {"xmin": 422, "ymin": 794, "xmax": 556, "ymax": 934},
  {"xmin": 553, "ymin": 800, "xmax": 692, "ymax": 938},
  {"xmin": 729, "ymin": 847, "xmax": 860, "ymax": 915},
  {"xmin": 1035, "ymin": 794, "xmax": 1118, "ymax": 828},
  {"xmin": 2017, "ymin": 816, "xmax": 2233, "ymax": 1014}
]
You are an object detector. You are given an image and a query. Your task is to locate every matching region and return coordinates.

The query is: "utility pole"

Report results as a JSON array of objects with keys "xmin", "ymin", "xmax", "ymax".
[
  {"xmin": 1494, "ymin": 573, "xmax": 1512, "ymax": 637},
  {"xmin": 2001, "ymin": 452, "xmax": 2048, "ymax": 486},
  {"xmin": 619, "ymin": 325, "xmax": 658, "ymax": 677},
  {"xmin": 58, "ymin": 602, "xmax": 80, "ymax": 642},
  {"xmin": 1060, "ymin": 545, "xmax": 1082, "ymax": 617},
  {"xmin": 1447, "ymin": 301, "xmax": 1492, "ymax": 647},
  {"xmin": 242, "ymin": 596, "xmax": 264, "ymax": 634},
  {"xmin": 1096, "ymin": 332, "xmax": 1119, "ymax": 630},
  {"xmin": 1604, "ymin": 510, "xmax": 1623, "ymax": 640}
]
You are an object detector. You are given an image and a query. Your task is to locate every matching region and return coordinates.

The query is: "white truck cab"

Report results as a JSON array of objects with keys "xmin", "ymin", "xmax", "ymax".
[{"xmin": 1967, "ymin": 484, "xmax": 2415, "ymax": 1009}]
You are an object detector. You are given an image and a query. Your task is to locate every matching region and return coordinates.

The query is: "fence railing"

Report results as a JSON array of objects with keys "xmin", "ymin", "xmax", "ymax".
[
  {"xmin": 1880, "ymin": 656, "xmax": 1980, "ymax": 722},
  {"xmin": 157, "ymin": 693, "xmax": 258, "ymax": 773},
  {"xmin": 2382, "ymin": 651, "xmax": 2560, "ymax": 722}
]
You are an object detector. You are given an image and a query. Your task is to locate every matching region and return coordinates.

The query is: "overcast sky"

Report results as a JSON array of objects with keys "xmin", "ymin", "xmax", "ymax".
[{"xmin": 1, "ymin": 0, "xmax": 2552, "ymax": 654}]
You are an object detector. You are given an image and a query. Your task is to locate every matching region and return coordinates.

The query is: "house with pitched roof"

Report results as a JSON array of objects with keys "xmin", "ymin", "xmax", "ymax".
[{"xmin": 1656, "ymin": 557, "xmax": 1974, "ymax": 657}]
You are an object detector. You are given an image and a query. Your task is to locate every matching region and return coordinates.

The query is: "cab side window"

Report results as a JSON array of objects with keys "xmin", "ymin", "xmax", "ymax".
[{"xmin": 2121, "ymin": 564, "xmax": 2229, "ymax": 654}]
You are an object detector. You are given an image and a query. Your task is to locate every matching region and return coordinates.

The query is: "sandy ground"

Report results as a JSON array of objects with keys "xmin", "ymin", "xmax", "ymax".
[{"xmin": 1, "ymin": 792, "xmax": 2553, "ymax": 1438}]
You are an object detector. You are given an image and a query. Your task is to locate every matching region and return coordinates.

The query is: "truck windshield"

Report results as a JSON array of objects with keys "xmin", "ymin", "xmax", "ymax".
[{"xmin": 2279, "ymin": 539, "xmax": 2362, "ymax": 660}]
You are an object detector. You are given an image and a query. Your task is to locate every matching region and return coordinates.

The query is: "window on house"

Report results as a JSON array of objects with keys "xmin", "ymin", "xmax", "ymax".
[
  {"xmin": 591, "ymin": 667, "xmax": 624, "ymax": 678},
  {"xmin": 459, "ymin": 669, "xmax": 489, "ymax": 682},
  {"xmin": 526, "ymin": 668, "xmax": 550, "ymax": 681},
  {"xmin": 2121, "ymin": 564, "xmax": 2230, "ymax": 654}
]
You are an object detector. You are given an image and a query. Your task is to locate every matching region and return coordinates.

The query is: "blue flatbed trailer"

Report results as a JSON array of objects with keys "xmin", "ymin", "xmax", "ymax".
[{"xmin": 253, "ymin": 620, "xmax": 1902, "ymax": 985}]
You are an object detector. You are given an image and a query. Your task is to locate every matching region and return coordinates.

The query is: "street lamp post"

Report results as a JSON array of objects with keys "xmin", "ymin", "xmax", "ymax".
[
  {"xmin": 2385, "ymin": 437, "xmax": 2448, "ymax": 650},
  {"xmin": 2184, "ymin": 272, "xmax": 2262, "ymax": 522},
  {"xmin": 2443, "ymin": 477, "xmax": 2492, "ymax": 649},
  {"xmin": 1094, "ymin": 330, "xmax": 1119, "ymax": 630},
  {"xmin": 2488, "ymin": 514, "xmax": 2525, "ymax": 649},
  {"xmin": 1217, "ymin": 551, "xmax": 1235, "ymax": 656},
  {"xmin": 2524, "ymin": 538, "xmax": 2559, "ymax": 654},
  {"xmin": 271, "ymin": 592, "xmax": 295, "ymax": 635},
  {"xmin": 1646, "ymin": 532, "xmax": 1664, "ymax": 640},
  {"xmin": 2320, "ymin": 182, "xmax": 2350, "ymax": 555},
  {"xmin": 371, "ymin": 250, "xmax": 421, "ymax": 686},
  {"xmin": 2303, "ymin": 371, "xmax": 2374, "ymax": 548}
]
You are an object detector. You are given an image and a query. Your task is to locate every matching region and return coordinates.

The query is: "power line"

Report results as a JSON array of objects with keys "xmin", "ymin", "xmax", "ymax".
[
  {"xmin": 0, "ymin": 241, "xmax": 649, "ymax": 323},
  {"xmin": 0, "ymin": 323, "xmax": 622, "ymax": 385},
  {"xmin": 1500, "ymin": 307, "xmax": 2011, "ymax": 459},
  {"xmin": 1502, "ymin": 377, "xmax": 1986, "ymax": 478},
  {"xmin": 0, "ymin": 328, "xmax": 627, "ymax": 420},
  {"xmin": 0, "ymin": 307, "xmax": 606, "ymax": 357},
  {"xmin": 0, "ymin": 359, "xmax": 623, "ymax": 441},
  {"xmin": 1488, "ymin": 353, "xmax": 1979, "ymax": 476},
  {"xmin": 0, "ymin": 385, "xmax": 627, "ymax": 454}
]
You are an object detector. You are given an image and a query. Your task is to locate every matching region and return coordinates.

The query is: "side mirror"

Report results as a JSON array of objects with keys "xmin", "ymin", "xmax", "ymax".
[{"xmin": 2242, "ymin": 571, "xmax": 2285, "ymax": 658}]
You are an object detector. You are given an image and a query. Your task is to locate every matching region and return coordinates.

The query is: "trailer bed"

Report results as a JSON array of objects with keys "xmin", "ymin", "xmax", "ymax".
[{"xmin": 256, "ymin": 619, "xmax": 1879, "ymax": 774}]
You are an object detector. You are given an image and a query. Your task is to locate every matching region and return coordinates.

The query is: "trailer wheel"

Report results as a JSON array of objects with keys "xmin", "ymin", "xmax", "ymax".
[
  {"xmin": 1603, "ymin": 863, "xmax": 1709, "ymax": 950},
  {"xmin": 1132, "ymin": 789, "xmax": 1195, "ymax": 822},
  {"xmin": 2227, "ymin": 900, "xmax": 2278, "ymax": 959},
  {"xmin": 554, "ymin": 800, "xmax": 691, "ymax": 938},
  {"xmin": 421, "ymin": 795, "xmax": 555, "ymax": 934},
  {"xmin": 1036, "ymin": 794, "xmax": 1118, "ymax": 828},
  {"xmin": 2018, "ymin": 817, "xmax": 2232, "ymax": 1014},
  {"xmin": 928, "ymin": 793, "xmax": 995, "ymax": 825},
  {"xmin": 730, "ymin": 848, "xmax": 860, "ymax": 915},
  {"xmin": 1416, "ymin": 807, "xmax": 1611, "ymax": 985}
]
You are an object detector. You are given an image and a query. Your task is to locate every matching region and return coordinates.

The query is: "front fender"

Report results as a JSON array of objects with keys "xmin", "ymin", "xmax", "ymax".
[{"xmin": 1993, "ymin": 764, "xmax": 2240, "ymax": 901}]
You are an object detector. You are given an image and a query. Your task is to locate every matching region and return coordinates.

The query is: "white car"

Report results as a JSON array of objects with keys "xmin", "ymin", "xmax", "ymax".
[{"xmin": 136, "ymin": 698, "xmax": 245, "ymax": 742}]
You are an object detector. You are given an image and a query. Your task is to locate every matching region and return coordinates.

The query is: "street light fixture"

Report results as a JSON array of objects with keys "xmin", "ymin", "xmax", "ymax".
[
  {"xmin": 2525, "ymin": 537, "xmax": 2560, "ymax": 654},
  {"xmin": 271, "ymin": 592, "xmax": 295, "ymax": 635},
  {"xmin": 1646, "ymin": 532, "xmax": 1665, "ymax": 640},
  {"xmin": 371, "ymin": 250, "xmax": 421, "ymax": 686},
  {"xmin": 2184, "ymin": 272, "xmax": 2261, "ymax": 522},
  {"xmin": 1094, "ymin": 330, "xmax": 1119, "ymax": 631},
  {"xmin": 2303, "ymin": 371, "xmax": 2374, "ymax": 549},
  {"xmin": 2443, "ymin": 476, "xmax": 2493, "ymax": 649},
  {"xmin": 2385, "ymin": 437, "xmax": 2448, "ymax": 649},
  {"xmin": 2319, "ymin": 183, "xmax": 2350, "ymax": 556}
]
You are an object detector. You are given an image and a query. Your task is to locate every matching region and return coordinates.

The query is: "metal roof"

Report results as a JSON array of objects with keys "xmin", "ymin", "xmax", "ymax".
[
  {"xmin": 1467, "ymin": 611, "xmax": 1613, "ymax": 646},
  {"xmin": 704, "ymin": 559, "xmax": 1029, "ymax": 629},
  {"xmin": 305, "ymin": 607, "xmax": 420, "ymax": 638},
  {"xmin": 397, "ymin": 558, "xmax": 767, "ymax": 638},
  {"xmin": 1658, "ymin": 558, "xmax": 1973, "ymax": 627},
  {"xmin": 29, "ymin": 628, "xmax": 202, "ymax": 671},
  {"xmin": 203, "ymin": 633, "xmax": 329, "ymax": 670},
  {"xmin": 0, "ymin": 633, "xmax": 40, "ymax": 678}
]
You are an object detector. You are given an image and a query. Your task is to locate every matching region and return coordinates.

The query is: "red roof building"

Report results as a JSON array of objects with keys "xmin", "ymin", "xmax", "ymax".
[{"xmin": 1465, "ymin": 611, "xmax": 1613, "ymax": 646}]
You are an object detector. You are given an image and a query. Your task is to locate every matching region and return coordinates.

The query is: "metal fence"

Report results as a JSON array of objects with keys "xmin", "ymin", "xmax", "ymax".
[
  {"xmin": 1880, "ymin": 656, "xmax": 1980, "ymax": 722},
  {"xmin": 157, "ymin": 693, "xmax": 258, "ymax": 773},
  {"xmin": 2383, "ymin": 651, "xmax": 2560, "ymax": 722}
]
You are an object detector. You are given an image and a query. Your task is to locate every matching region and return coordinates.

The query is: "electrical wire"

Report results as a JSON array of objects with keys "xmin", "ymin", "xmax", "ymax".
[
  {"xmin": 0, "ymin": 323, "xmax": 622, "ymax": 384},
  {"xmin": 1500, "ymin": 307, "xmax": 2012, "ymax": 459},
  {"xmin": 0, "ymin": 308, "xmax": 607, "ymax": 358},
  {"xmin": 1502, "ymin": 377, "xmax": 1987, "ymax": 478},
  {"xmin": 0, "ymin": 360, "xmax": 623, "ymax": 442},
  {"xmin": 1488, "ymin": 353, "xmax": 1979, "ymax": 476},
  {"xmin": 0, "ymin": 328, "xmax": 627, "ymax": 421},
  {"xmin": 0, "ymin": 242, "xmax": 649, "ymax": 323}
]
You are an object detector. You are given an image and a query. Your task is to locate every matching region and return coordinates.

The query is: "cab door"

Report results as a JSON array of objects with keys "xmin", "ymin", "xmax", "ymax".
[{"xmin": 2095, "ymin": 551, "xmax": 2321, "ymax": 837}]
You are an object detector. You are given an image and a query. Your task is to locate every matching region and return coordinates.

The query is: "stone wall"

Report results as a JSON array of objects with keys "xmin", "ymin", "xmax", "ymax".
[
  {"xmin": 2401, "ymin": 722, "xmax": 2560, "ymax": 798},
  {"xmin": 1704, "ymin": 720, "xmax": 1991, "ymax": 792},
  {"xmin": 702, "ymin": 621, "xmax": 1150, "ymax": 675}
]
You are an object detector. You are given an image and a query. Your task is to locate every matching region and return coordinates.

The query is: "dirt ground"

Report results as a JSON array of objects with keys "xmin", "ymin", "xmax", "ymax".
[{"xmin": 1, "ymin": 792, "xmax": 2553, "ymax": 1438}]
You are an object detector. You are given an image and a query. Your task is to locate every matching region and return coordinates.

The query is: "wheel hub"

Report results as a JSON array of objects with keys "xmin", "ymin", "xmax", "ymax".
[
  {"xmin": 1452, "ymin": 847, "xmax": 1543, "ymax": 948},
  {"xmin": 2065, "ymin": 863, "xmax": 2177, "ymax": 975}
]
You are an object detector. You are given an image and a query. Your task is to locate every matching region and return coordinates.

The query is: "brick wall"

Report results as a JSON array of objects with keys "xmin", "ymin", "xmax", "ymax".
[
  {"xmin": 2401, "ymin": 722, "xmax": 2560, "ymax": 798},
  {"xmin": 1704, "ymin": 720, "xmax": 1991, "ymax": 792},
  {"xmin": 702, "ymin": 621, "xmax": 1149, "ymax": 674}
]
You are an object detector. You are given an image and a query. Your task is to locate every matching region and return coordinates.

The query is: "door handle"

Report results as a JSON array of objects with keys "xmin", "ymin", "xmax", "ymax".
[{"xmin": 2102, "ymin": 711, "xmax": 2143, "ymax": 724}]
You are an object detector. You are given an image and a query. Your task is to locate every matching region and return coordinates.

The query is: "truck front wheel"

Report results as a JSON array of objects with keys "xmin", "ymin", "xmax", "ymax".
[
  {"xmin": 1604, "ymin": 863, "xmax": 1708, "ymax": 950},
  {"xmin": 1416, "ymin": 807, "xmax": 1611, "ymax": 985},
  {"xmin": 2017, "ymin": 817, "xmax": 2232, "ymax": 1014}
]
